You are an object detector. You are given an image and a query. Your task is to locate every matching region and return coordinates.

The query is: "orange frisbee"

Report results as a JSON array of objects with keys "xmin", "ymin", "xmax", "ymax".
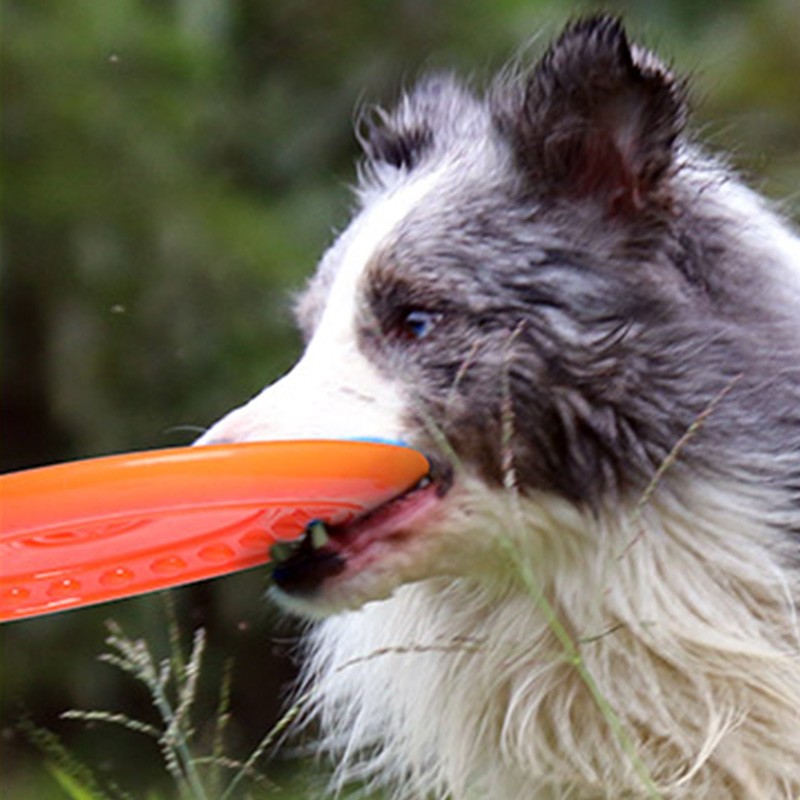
[{"xmin": 0, "ymin": 441, "xmax": 429, "ymax": 623}]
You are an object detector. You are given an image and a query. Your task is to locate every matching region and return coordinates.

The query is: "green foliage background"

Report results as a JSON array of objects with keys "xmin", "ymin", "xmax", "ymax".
[{"xmin": 2, "ymin": 0, "xmax": 799, "ymax": 797}]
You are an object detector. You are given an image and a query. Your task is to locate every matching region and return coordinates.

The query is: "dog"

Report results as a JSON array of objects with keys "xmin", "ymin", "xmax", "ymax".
[{"xmin": 197, "ymin": 15, "xmax": 800, "ymax": 799}]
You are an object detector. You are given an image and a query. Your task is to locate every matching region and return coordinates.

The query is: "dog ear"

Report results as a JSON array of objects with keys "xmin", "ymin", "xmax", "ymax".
[
  {"xmin": 496, "ymin": 15, "xmax": 687, "ymax": 215},
  {"xmin": 358, "ymin": 107, "xmax": 432, "ymax": 172},
  {"xmin": 357, "ymin": 75, "xmax": 470, "ymax": 173}
]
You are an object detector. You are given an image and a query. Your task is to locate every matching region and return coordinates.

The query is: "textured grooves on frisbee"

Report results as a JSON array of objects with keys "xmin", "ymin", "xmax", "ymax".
[
  {"xmin": 0, "ymin": 503, "xmax": 361, "ymax": 620},
  {"xmin": 0, "ymin": 441, "xmax": 429, "ymax": 622}
]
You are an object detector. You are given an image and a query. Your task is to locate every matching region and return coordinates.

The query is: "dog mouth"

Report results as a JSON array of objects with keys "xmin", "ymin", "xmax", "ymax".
[{"xmin": 270, "ymin": 458, "xmax": 452, "ymax": 596}]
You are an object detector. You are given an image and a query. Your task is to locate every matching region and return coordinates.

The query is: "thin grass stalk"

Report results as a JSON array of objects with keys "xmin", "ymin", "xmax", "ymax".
[
  {"xmin": 500, "ymin": 526, "xmax": 665, "ymax": 799},
  {"xmin": 60, "ymin": 710, "xmax": 161, "ymax": 740},
  {"xmin": 617, "ymin": 374, "xmax": 742, "ymax": 560},
  {"xmin": 163, "ymin": 592, "xmax": 187, "ymax": 682},
  {"xmin": 19, "ymin": 716, "xmax": 115, "ymax": 800},
  {"xmin": 210, "ymin": 657, "xmax": 235, "ymax": 796},
  {"xmin": 496, "ymin": 339, "xmax": 664, "ymax": 799},
  {"xmin": 220, "ymin": 689, "xmax": 311, "ymax": 800}
]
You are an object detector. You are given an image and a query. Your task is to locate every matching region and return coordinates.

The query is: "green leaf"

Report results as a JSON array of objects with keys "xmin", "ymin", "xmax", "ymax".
[{"xmin": 47, "ymin": 764, "xmax": 108, "ymax": 800}]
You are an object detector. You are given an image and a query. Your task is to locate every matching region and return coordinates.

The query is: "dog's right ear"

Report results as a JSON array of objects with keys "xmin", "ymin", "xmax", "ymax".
[
  {"xmin": 495, "ymin": 15, "xmax": 687, "ymax": 216},
  {"xmin": 358, "ymin": 106, "xmax": 433, "ymax": 172}
]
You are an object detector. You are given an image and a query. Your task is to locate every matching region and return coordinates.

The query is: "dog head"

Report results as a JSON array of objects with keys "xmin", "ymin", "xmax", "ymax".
[{"xmin": 197, "ymin": 16, "xmax": 800, "ymax": 615}]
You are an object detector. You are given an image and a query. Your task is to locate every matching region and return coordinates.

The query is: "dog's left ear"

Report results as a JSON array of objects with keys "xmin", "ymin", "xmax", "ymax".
[{"xmin": 496, "ymin": 15, "xmax": 687, "ymax": 215}]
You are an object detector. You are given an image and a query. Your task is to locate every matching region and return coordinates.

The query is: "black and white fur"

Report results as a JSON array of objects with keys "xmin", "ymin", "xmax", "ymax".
[{"xmin": 198, "ymin": 16, "xmax": 800, "ymax": 799}]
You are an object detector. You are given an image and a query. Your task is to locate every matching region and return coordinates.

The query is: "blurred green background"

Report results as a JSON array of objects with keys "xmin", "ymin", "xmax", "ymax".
[{"xmin": 2, "ymin": 0, "xmax": 799, "ymax": 797}]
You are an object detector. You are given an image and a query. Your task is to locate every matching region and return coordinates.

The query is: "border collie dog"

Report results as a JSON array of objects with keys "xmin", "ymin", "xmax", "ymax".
[{"xmin": 198, "ymin": 16, "xmax": 800, "ymax": 799}]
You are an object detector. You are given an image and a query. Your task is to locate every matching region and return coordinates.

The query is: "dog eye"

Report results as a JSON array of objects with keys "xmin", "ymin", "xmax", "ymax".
[{"xmin": 399, "ymin": 309, "xmax": 440, "ymax": 341}]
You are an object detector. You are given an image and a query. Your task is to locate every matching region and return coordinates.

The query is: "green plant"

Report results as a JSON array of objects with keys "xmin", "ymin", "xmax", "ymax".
[{"xmin": 28, "ymin": 604, "xmax": 281, "ymax": 800}]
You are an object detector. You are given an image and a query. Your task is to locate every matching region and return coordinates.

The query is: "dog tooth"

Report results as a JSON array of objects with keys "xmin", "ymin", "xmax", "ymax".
[
  {"xmin": 307, "ymin": 520, "xmax": 330, "ymax": 549},
  {"xmin": 270, "ymin": 541, "xmax": 298, "ymax": 564}
]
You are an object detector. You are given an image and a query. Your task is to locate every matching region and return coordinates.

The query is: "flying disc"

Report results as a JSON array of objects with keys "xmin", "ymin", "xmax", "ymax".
[{"xmin": 0, "ymin": 441, "xmax": 429, "ymax": 623}]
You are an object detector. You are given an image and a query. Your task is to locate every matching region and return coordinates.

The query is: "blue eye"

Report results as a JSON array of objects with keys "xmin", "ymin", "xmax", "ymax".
[{"xmin": 401, "ymin": 309, "xmax": 439, "ymax": 340}]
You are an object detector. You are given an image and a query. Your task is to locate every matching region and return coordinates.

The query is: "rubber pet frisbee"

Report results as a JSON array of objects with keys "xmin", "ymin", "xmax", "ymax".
[{"xmin": 0, "ymin": 441, "xmax": 429, "ymax": 622}]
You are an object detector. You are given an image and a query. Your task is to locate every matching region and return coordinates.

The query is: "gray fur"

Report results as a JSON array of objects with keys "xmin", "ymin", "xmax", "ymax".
[{"xmin": 351, "ymin": 16, "xmax": 800, "ymax": 510}]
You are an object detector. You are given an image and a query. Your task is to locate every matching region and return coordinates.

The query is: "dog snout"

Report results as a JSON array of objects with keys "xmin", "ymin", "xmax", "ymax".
[{"xmin": 195, "ymin": 356, "xmax": 407, "ymax": 447}]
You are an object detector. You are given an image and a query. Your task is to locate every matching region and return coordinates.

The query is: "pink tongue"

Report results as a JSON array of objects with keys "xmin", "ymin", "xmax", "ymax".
[{"xmin": 335, "ymin": 482, "xmax": 440, "ymax": 551}]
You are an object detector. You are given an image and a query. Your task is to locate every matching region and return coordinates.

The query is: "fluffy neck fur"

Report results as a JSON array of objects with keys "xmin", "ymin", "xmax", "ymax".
[{"xmin": 297, "ymin": 477, "xmax": 800, "ymax": 799}]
